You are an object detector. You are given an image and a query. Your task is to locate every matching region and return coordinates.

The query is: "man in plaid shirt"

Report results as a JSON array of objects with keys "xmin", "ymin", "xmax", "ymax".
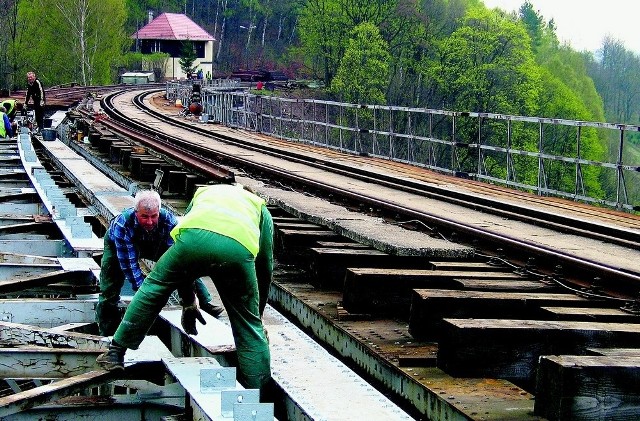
[{"xmin": 95, "ymin": 189, "xmax": 224, "ymax": 336}]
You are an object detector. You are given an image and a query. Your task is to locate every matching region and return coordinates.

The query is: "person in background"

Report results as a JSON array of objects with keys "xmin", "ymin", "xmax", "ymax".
[
  {"xmin": 25, "ymin": 71, "xmax": 45, "ymax": 133},
  {"xmin": 97, "ymin": 183, "xmax": 274, "ymax": 392},
  {"xmin": 0, "ymin": 106, "xmax": 13, "ymax": 138},
  {"xmin": 95, "ymin": 189, "xmax": 224, "ymax": 337},
  {"xmin": 1, "ymin": 99, "xmax": 18, "ymax": 121},
  {"xmin": 2, "ymin": 99, "xmax": 22, "ymax": 134}
]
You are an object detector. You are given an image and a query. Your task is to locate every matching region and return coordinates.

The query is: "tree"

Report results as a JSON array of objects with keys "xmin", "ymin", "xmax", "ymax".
[
  {"xmin": 0, "ymin": 0, "xmax": 20, "ymax": 90},
  {"xmin": 427, "ymin": 7, "xmax": 540, "ymax": 116},
  {"xmin": 16, "ymin": 0, "xmax": 127, "ymax": 86},
  {"xmin": 519, "ymin": 1, "xmax": 544, "ymax": 53},
  {"xmin": 329, "ymin": 22, "xmax": 390, "ymax": 105},
  {"xmin": 179, "ymin": 41, "xmax": 198, "ymax": 76}
]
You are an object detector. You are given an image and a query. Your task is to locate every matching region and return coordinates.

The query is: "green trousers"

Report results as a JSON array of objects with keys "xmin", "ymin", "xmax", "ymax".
[
  {"xmin": 95, "ymin": 235, "xmax": 212, "ymax": 336},
  {"xmin": 113, "ymin": 223, "xmax": 273, "ymax": 389}
]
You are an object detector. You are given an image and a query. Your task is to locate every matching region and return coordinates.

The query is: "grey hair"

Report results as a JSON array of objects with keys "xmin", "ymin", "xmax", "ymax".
[
  {"xmin": 0, "ymin": 106, "xmax": 6, "ymax": 113},
  {"xmin": 134, "ymin": 190, "xmax": 161, "ymax": 212}
]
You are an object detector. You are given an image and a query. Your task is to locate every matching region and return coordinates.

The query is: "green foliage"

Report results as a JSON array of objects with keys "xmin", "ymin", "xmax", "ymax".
[
  {"xmin": 298, "ymin": 0, "xmax": 349, "ymax": 84},
  {"xmin": 16, "ymin": 0, "xmax": 128, "ymax": 86},
  {"xmin": 121, "ymin": 51, "xmax": 170, "ymax": 79},
  {"xmin": 178, "ymin": 41, "xmax": 198, "ymax": 75},
  {"xmin": 329, "ymin": 22, "xmax": 390, "ymax": 105},
  {"xmin": 518, "ymin": 1, "xmax": 544, "ymax": 53},
  {"xmin": 427, "ymin": 7, "xmax": 540, "ymax": 117}
]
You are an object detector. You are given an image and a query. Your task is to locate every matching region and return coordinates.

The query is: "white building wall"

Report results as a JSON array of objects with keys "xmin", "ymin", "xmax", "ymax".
[{"xmin": 163, "ymin": 41, "xmax": 215, "ymax": 81}]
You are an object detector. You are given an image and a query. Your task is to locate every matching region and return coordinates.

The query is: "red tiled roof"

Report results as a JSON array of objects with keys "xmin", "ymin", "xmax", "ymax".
[{"xmin": 131, "ymin": 13, "xmax": 214, "ymax": 41}]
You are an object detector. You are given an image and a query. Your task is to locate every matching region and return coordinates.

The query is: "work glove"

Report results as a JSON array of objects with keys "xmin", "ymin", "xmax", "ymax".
[{"xmin": 181, "ymin": 304, "xmax": 206, "ymax": 335}]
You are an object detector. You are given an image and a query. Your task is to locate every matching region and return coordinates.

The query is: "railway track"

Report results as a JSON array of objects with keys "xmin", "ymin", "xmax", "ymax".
[{"xmin": 3, "ymin": 86, "xmax": 640, "ymax": 420}]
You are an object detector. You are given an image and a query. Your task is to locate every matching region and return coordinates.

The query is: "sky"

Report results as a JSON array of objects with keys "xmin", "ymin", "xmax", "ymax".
[{"xmin": 482, "ymin": 0, "xmax": 640, "ymax": 54}]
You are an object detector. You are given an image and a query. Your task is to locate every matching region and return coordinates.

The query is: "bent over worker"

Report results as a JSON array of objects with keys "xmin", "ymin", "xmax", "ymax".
[
  {"xmin": 97, "ymin": 184, "xmax": 274, "ymax": 390},
  {"xmin": 0, "ymin": 107, "xmax": 12, "ymax": 138},
  {"xmin": 95, "ymin": 189, "xmax": 224, "ymax": 337}
]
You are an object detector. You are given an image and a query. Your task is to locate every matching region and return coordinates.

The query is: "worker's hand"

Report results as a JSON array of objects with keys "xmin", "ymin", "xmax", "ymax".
[{"xmin": 181, "ymin": 304, "xmax": 206, "ymax": 335}]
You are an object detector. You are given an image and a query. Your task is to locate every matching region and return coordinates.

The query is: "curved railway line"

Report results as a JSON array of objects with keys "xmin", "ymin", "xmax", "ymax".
[
  {"xmin": 3, "ymin": 86, "xmax": 640, "ymax": 420},
  {"xmin": 104, "ymin": 90, "xmax": 640, "ymax": 287}
]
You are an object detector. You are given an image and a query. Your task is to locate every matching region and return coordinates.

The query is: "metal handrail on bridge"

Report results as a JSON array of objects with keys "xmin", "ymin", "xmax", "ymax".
[{"xmin": 166, "ymin": 80, "xmax": 640, "ymax": 212}]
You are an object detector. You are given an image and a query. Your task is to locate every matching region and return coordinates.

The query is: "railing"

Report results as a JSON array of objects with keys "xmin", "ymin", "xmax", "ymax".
[{"xmin": 166, "ymin": 81, "xmax": 640, "ymax": 211}]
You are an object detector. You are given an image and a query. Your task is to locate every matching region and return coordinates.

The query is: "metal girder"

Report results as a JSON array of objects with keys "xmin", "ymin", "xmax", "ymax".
[
  {"xmin": 0, "ymin": 299, "xmax": 96, "ymax": 327},
  {"xmin": 0, "ymin": 204, "xmax": 45, "ymax": 216},
  {"xmin": 0, "ymin": 269, "xmax": 94, "ymax": 293},
  {"xmin": 0, "ymin": 385, "xmax": 185, "ymax": 420},
  {"xmin": 0, "ymin": 222, "xmax": 57, "ymax": 236},
  {"xmin": 0, "ymin": 191, "xmax": 39, "ymax": 203},
  {"xmin": 0, "ymin": 240, "xmax": 69, "ymax": 256},
  {"xmin": 0, "ymin": 321, "xmax": 107, "ymax": 350},
  {"xmin": 0, "ymin": 347, "xmax": 102, "ymax": 378}
]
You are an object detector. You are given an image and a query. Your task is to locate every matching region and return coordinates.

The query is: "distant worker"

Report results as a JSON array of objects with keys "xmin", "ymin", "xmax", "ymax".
[
  {"xmin": 0, "ymin": 106, "xmax": 13, "ymax": 138},
  {"xmin": 1, "ymin": 99, "xmax": 21, "ymax": 133},
  {"xmin": 25, "ymin": 71, "xmax": 46, "ymax": 133},
  {"xmin": 1, "ymin": 99, "xmax": 19, "ymax": 121},
  {"xmin": 95, "ymin": 189, "xmax": 224, "ymax": 337},
  {"xmin": 97, "ymin": 184, "xmax": 274, "ymax": 391},
  {"xmin": 256, "ymin": 81, "xmax": 264, "ymax": 90}
]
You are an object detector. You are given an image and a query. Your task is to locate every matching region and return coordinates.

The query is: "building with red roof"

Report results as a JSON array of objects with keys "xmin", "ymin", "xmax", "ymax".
[{"xmin": 131, "ymin": 12, "xmax": 215, "ymax": 81}]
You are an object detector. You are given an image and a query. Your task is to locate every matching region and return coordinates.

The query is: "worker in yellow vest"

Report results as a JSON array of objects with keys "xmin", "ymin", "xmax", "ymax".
[
  {"xmin": 0, "ymin": 107, "xmax": 13, "ymax": 138},
  {"xmin": 97, "ymin": 183, "xmax": 274, "ymax": 391}
]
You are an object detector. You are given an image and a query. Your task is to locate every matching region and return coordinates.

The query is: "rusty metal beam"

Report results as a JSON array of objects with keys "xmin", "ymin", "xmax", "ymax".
[
  {"xmin": 0, "ymin": 321, "xmax": 107, "ymax": 350},
  {"xmin": 0, "ymin": 347, "xmax": 102, "ymax": 378}
]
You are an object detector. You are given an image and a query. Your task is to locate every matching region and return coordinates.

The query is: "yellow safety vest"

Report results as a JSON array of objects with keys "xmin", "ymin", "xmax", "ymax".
[
  {"xmin": 0, "ymin": 112, "xmax": 7, "ymax": 138},
  {"xmin": 171, "ymin": 184, "xmax": 265, "ymax": 256}
]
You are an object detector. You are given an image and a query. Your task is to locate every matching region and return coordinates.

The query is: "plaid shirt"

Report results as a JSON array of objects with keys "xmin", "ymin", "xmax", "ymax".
[{"xmin": 108, "ymin": 207, "xmax": 177, "ymax": 288}]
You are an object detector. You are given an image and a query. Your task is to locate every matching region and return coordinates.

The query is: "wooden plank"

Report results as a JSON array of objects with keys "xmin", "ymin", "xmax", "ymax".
[
  {"xmin": 276, "ymin": 228, "xmax": 341, "ymax": 242},
  {"xmin": 452, "ymin": 278, "xmax": 558, "ymax": 291},
  {"xmin": 437, "ymin": 318, "xmax": 640, "ymax": 392},
  {"xmin": 428, "ymin": 261, "xmax": 509, "ymax": 271},
  {"xmin": 587, "ymin": 348, "xmax": 640, "ymax": 357},
  {"xmin": 408, "ymin": 290, "xmax": 604, "ymax": 340},
  {"xmin": 342, "ymin": 269, "xmax": 524, "ymax": 315},
  {"xmin": 273, "ymin": 222, "xmax": 326, "ymax": 230},
  {"xmin": 540, "ymin": 306, "xmax": 640, "ymax": 323},
  {"xmin": 315, "ymin": 241, "xmax": 370, "ymax": 249},
  {"xmin": 0, "ymin": 370, "xmax": 117, "ymax": 417},
  {"xmin": 535, "ymin": 355, "xmax": 640, "ymax": 421},
  {"xmin": 309, "ymin": 247, "xmax": 432, "ymax": 289},
  {"xmin": 275, "ymin": 228, "xmax": 342, "ymax": 265}
]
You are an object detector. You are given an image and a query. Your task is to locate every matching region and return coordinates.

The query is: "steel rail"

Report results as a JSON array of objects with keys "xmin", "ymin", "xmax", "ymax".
[
  {"xmin": 97, "ymin": 89, "xmax": 640, "ymax": 287},
  {"xmin": 132, "ymin": 91, "xmax": 640, "ymax": 249},
  {"xmin": 95, "ymin": 92, "xmax": 235, "ymax": 183}
]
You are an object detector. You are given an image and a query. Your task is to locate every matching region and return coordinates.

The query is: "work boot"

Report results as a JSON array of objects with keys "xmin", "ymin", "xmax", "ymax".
[
  {"xmin": 200, "ymin": 302, "xmax": 225, "ymax": 318},
  {"xmin": 96, "ymin": 341, "xmax": 127, "ymax": 371}
]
